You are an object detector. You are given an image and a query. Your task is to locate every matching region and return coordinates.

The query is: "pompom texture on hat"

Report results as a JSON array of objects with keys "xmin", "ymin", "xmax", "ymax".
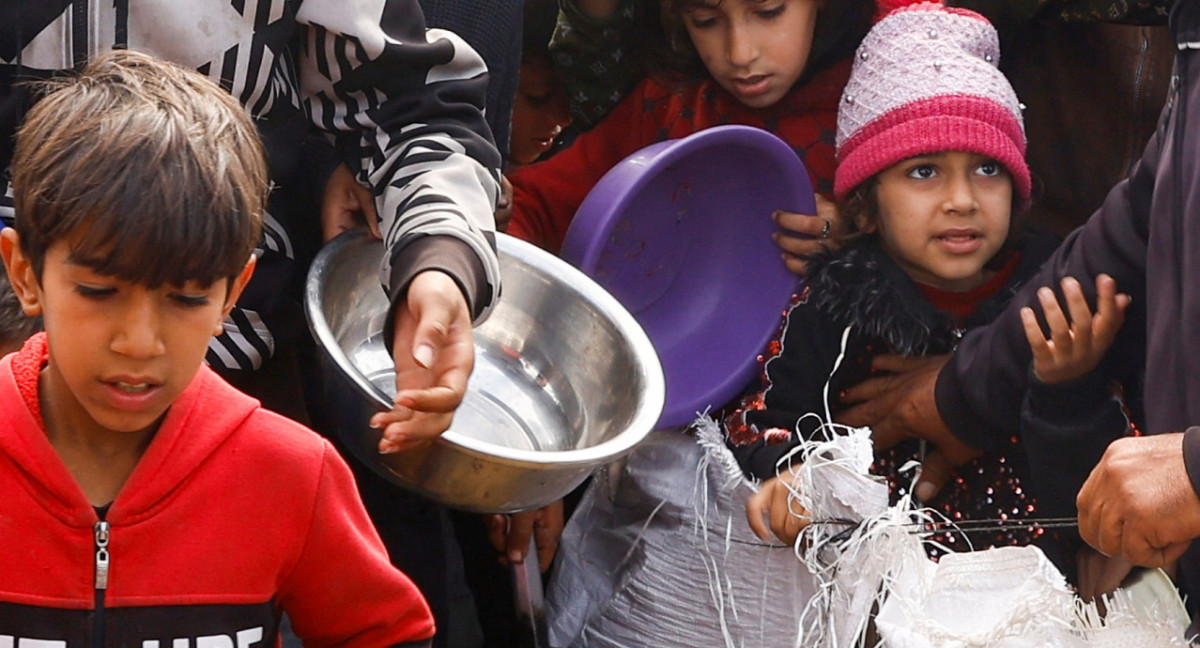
[{"xmin": 834, "ymin": 2, "xmax": 1030, "ymax": 202}]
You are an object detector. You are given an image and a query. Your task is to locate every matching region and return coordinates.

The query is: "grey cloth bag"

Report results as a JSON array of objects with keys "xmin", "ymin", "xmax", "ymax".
[{"xmin": 545, "ymin": 425, "xmax": 816, "ymax": 648}]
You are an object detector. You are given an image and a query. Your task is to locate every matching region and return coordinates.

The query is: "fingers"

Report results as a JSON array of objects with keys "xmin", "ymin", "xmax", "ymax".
[
  {"xmin": 533, "ymin": 500, "xmax": 565, "ymax": 573},
  {"xmin": 1092, "ymin": 274, "xmax": 1130, "ymax": 349},
  {"xmin": 913, "ymin": 447, "xmax": 971, "ymax": 502},
  {"xmin": 772, "ymin": 197, "xmax": 840, "ymax": 278},
  {"xmin": 746, "ymin": 483, "xmax": 775, "ymax": 542},
  {"xmin": 1059, "ymin": 278, "xmax": 1094, "ymax": 351},
  {"xmin": 488, "ymin": 505, "xmax": 564, "ymax": 571},
  {"xmin": 1076, "ymin": 434, "xmax": 1200, "ymax": 568},
  {"xmin": 320, "ymin": 163, "xmax": 381, "ymax": 241},
  {"xmin": 373, "ymin": 271, "xmax": 474, "ymax": 452},
  {"xmin": 768, "ymin": 477, "xmax": 795, "ymax": 543},
  {"xmin": 1020, "ymin": 306, "xmax": 1051, "ymax": 363},
  {"xmin": 505, "ymin": 511, "xmax": 537, "ymax": 566},
  {"xmin": 1037, "ymin": 284, "xmax": 1076, "ymax": 353},
  {"xmin": 484, "ymin": 514, "xmax": 508, "ymax": 554},
  {"xmin": 771, "ymin": 482, "xmax": 810, "ymax": 546},
  {"xmin": 746, "ymin": 474, "xmax": 811, "ymax": 545}
]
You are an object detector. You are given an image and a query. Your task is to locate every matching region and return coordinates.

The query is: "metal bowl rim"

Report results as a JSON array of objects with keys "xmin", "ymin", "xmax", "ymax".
[{"xmin": 304, "ymin": 230, "xmax": 667, "ymax": 467}]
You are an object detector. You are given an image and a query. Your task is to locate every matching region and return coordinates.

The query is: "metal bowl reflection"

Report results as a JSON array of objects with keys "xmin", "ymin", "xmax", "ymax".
[{"xmin": 305, "ymin": 230, "xmax": 665, "ymax": 513}]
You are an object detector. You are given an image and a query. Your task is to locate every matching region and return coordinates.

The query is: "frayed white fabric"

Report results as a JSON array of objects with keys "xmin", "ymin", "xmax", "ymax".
[
  {"xmin": 781, "ymin": 428, "xmax": 1196, "ymax": 647},
  {"xmin": 781, "ymin": 426, "xmax": 897, "ymax": 647},
  {"xmin": 1078, "ymin": 569, "xmax": 1193, "ymax": 647},
  {"xmin": 874, "ymin": 545, "xmax": 1082, "ymax": 647}
]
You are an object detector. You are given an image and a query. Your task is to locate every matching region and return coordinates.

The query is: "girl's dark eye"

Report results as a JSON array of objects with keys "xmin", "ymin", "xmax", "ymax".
[
  {"xmin": 907, "ymin": 166, "xmax": 936, "ymax": 180},
  {"xmin": 977, "ymin": 162, "xmax": 1001, "ymax": 177}
]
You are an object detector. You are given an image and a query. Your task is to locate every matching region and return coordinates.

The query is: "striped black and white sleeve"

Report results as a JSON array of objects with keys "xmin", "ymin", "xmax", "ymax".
[{"xmin": 295, "ymin": 0, "xmax": 502, "ymax": 324}]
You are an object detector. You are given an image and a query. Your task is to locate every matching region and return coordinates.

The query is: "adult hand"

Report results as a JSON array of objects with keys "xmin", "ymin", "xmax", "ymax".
[
  {"xmin": 484, "ymin": 500, "xmax": 565, "ymax": 573},
  {"xmin": 1020, "ymin": 274, "xmax": 1130, "ymax": 385},
  {"xmin": 773, "ymin": 194, "xmax": 839, "ymax": 276},
  {"xmin": 1077, "ymin": 433, "xmax": 1200, "ymax": 568},
  {"xmin": 495, "ymin": 175, "xmax": 514, "ymax": 233},
  {"xmin": 746, "ymin": 465, "xmax": 809, "ymax": 545},
  {"xmin": 321, "ymin": 162, "xmax": 381, "ymax": 242},
  {"xmin": 838, "ymin": 354, "xmax": 980, "ymax": 501},
  {"xmin": 370, "ymin": 270, "xmax": 474, "ymax": 453}
]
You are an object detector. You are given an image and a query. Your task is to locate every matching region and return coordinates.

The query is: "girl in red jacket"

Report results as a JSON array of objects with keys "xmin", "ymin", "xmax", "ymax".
[{"xmin": 507, "ymin": 0, "xmax": 874, "ymax": 255}]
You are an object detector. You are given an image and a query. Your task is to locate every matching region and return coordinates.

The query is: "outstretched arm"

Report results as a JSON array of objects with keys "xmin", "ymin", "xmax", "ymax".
[{"xmin": 297, "ymin": 0, "xmax": 503, "ymax": 440}]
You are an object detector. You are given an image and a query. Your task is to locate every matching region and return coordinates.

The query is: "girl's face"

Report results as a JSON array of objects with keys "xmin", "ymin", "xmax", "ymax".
[
  {"xmin": 680, "ymin": 0, "xmax": 819, "ymax": 108},
  {"xmin": 867, "ymin": 151, "xmax": 1013, "ymax": 292}
]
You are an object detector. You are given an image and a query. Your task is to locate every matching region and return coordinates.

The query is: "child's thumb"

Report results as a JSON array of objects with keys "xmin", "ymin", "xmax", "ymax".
[{"xmin": 914, "ymin": 448, "xmax": 956, "ymax": 503}]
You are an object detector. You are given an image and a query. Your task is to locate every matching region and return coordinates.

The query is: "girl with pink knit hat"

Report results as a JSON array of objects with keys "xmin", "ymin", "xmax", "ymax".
[{"xmin": 725, "ymin": 0, "xmax": 1131, "ymax": 572}]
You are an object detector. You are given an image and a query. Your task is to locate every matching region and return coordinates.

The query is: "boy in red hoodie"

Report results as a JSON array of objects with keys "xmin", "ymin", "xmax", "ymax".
[{"xmin": 0, "ymin": 50, "xmax": 434, "ymax": 646}]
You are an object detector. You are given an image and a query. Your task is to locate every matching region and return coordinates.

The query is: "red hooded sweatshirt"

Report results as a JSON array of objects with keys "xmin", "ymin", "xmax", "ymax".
[{"xmin": 0, "ymin": 333, "xmax": 434, "ymax": 647}]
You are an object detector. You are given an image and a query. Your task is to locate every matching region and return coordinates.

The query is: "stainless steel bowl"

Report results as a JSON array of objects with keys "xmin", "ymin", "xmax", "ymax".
[{"xmin": 305, "ymin": 230, "xmax": 665, "ymax": 513}]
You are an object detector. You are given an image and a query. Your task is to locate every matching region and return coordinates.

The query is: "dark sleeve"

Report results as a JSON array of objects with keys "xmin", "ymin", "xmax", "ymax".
[
  {"xmin": 296, "ymin": 0, "xmax": 503, "ymax": 324},
  {"xmin": 935, "ymin": 101, "xmax": 1159, "ymax": 451},
  {"xmin": 727, "ymin": 299, "xmax": 844, "ymax": 481},
  {"xmin": 1020, "ymin": 368, "xmax": 1130, "ymax": 519},
  {"xmin": 382, "ymin": 235, "xmax": 490, "ymax": 355},
  {"xmin": 1182, "ymin": 427, "xmax": 1200, "ymax": 497}
]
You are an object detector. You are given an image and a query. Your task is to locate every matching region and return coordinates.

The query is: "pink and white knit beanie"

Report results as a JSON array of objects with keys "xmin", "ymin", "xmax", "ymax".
[{"xmin": 833, "ymin": 1, "xmax": 1030, "ymax": 202}]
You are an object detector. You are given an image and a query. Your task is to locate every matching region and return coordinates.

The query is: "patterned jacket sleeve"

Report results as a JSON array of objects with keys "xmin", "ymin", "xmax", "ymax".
[{"xmin": 295, "ymin": 0, "xmax": 502, "ymax": 324}]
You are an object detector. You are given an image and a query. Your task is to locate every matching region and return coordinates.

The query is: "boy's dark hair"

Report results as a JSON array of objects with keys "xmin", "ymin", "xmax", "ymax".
[
  {"xmin": 11, "ymin": 49, "xmax": 267, "ymax": 287},
  {"xmin": 645, "ymin": 0, "xmax": 874, "ymax": 87}
]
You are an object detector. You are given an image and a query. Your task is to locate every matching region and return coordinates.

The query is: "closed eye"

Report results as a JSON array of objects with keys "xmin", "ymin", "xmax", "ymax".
[
  {"xmin": 75, "ymin": 284, "xmax": 116, "ymax": 299},
  {"xmin": 170, "ymin": 293, "xmax": 211, "ymax": 308},
  {"xmin": 757, "ymin": 3, "xmax": 786, "ymax": 19},
  {"xmin": 685, "ymin": 10, "xmax": 719, "ymax": 29}
]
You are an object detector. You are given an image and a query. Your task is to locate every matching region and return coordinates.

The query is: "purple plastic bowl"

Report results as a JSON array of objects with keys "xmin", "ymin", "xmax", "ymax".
[{"xmin": 562, "ymin": 125, "xmax": 814, "ymax": 428}]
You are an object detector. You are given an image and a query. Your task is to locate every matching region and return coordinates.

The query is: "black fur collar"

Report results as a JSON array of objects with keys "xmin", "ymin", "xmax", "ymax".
[{"xmin": 806, "ymin": 239, "xmax": 964, "ymax": 356}]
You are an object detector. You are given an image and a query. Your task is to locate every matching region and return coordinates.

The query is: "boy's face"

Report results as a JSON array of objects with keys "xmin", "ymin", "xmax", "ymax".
[
  {"xmin": 680, "ymin": 0, "xmax": 819, "ymax": 109},
  {"xmin": 0, "ymin": 229, "xmax": 253, "ymax": 437},
  {"xmin": 868, "ymin": 151, "xmax": 1012, "ymax": 292}
]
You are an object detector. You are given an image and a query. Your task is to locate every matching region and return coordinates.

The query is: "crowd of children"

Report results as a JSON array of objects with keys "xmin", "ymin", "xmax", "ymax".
[{"xmin": 0, "ymin": 0, "xmax": 1198, "ymax": 645}]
